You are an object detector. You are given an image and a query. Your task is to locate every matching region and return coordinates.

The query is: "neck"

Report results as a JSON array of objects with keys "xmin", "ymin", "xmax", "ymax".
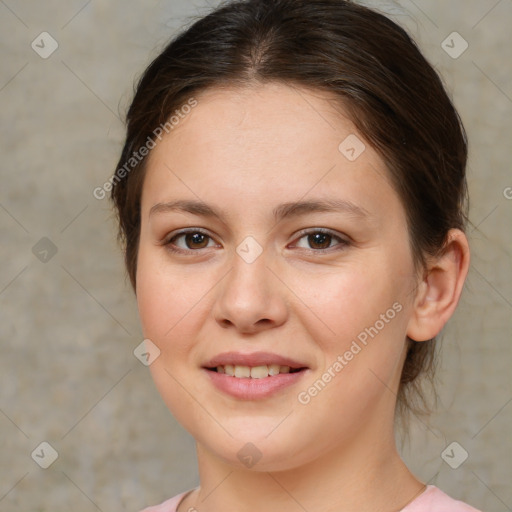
[{"xmin": 180, "ymin": 417, "xmax": 424, "ymax": 512}]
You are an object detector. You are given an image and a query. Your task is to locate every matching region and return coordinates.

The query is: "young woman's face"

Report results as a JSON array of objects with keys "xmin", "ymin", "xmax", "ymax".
[{"xmin": 136, "ymin": 83, "xmax": 419, "ymax": 471}]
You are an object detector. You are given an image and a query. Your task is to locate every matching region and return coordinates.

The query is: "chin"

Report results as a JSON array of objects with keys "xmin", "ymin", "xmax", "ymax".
[{"xmin": 192, "ymin": 419, "xmax": 321, "ymax": 472}]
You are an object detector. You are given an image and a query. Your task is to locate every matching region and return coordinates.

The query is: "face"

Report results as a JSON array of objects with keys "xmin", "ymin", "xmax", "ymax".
[{"xmin": 136, "ymin": 83, "xmax": 419, "ymax": 471}]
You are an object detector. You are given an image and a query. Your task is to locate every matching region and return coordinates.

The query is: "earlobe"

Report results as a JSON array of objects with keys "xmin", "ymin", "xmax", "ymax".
[{"xmin": 406, "ymin": 229, "xmax": 470, "ymax": 342}]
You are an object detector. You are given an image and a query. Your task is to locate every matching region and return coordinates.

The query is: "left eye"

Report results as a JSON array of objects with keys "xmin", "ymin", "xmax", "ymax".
[
  {"xmin": 294, "ymin": 231, "xmax": 346, "ymax": 250},
  {"xmin": 168, "ymin": 231, "xmax": 216, "ymax": 250}
]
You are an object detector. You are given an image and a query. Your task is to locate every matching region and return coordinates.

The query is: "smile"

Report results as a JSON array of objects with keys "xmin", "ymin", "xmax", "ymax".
[
  {"xmin": 210, "ymin": 364, "xmax": 302, "ymax": 378},
  {"xmin": 202, "ymin": 352, "xmax": 309, "ymax": 399}
]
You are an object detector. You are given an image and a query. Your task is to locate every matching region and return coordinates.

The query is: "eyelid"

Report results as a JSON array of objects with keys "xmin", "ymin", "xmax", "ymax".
[
  {"xmin": 289, "ymin": 227, "xmax": 350, "ymax": 250},
  {"xmin": 162, "ymin": 227, "xmax": 350, "ymax": 254},
  {"xmin": 164, "ymin": 227, "xmax": 213, "ymax": 243},
  {"xmin": 163, "ymin": 227, "xmax": 221, "ymax": 253}
]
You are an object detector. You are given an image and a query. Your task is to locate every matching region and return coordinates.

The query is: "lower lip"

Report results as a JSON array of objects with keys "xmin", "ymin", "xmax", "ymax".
[{"xmin": 204, "ymin": 369, "xmax": 307, "ymax": 400}]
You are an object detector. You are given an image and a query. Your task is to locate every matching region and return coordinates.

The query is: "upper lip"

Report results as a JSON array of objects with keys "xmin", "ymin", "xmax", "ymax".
[{"xmin": 203, "ymin": 351, "xmax": 308, "ymax": 369}]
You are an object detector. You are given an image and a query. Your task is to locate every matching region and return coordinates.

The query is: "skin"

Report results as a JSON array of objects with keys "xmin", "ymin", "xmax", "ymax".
[{"xmin": 135, "ymin": 82, "xmax": 470, "ymax": 512}]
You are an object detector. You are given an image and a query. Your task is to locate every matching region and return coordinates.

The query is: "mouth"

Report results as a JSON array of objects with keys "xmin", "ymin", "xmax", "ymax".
[
  {"xmin": 202, "ymin": 351, "xmax": 308, "ymax": 377},
  {"xmin": 206, "ymin": 364, "xmax": 306, "ymax": 378},
  {"xmin": 202, "ymin": 351, "xmax": 309, "ymax": 399}
]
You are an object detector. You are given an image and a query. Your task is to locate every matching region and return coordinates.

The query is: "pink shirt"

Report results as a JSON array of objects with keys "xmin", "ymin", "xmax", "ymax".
[{"xmin": 140, "ymin": 485, "xmax": 482, "ymax": 511}]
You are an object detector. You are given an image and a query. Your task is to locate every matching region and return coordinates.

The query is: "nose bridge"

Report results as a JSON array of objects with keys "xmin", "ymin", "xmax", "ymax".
[
  {"xmin": 225, "ymin": 245, "xmax": 273, "ymax": 308},
  {"xmin": 213, "ymin": 241, "xmax": 287, "ymax": 332},
  {"xmin": 231, "ymin": 246, "xmax": 269, "ymax": 292}
]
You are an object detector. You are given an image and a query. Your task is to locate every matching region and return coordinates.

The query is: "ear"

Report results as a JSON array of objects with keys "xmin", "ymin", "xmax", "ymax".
[{"xmin": 406, "ymin": 229, "xmax": 470, "ymax": 342}]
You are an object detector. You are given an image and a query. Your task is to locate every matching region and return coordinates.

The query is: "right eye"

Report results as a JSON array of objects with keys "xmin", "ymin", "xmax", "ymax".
[{"xmin": 165, "ymin": 229, "xmax": 219, "ymax": 253}]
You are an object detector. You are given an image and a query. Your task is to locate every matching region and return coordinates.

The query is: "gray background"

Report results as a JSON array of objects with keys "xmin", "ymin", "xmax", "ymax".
[{"xmin": 0, "ymin": 1, "xmax": 510, "ymax": 511}]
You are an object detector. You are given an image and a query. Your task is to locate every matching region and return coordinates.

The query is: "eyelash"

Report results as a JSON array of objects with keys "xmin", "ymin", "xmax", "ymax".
[{"xmin": 163, "ymin": 228, "xmax": 350, "ymax": 255}]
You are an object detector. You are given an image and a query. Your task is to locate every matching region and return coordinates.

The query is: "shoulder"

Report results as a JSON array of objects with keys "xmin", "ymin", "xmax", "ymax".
[
  {"xmin": 402, "ymin": 485, "xmax": 482, "ymax": 512},
  {"xmin": 139, "ymin": 489, "xmax": 194, "ymax": 512}
]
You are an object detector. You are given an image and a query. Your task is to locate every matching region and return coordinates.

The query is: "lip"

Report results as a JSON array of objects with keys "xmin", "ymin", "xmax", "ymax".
[
  {"xmin": 203, "ymin": 351, "xmax": 307, "ymax": 369},
  {"xmin": 202, "ymin": 351, "xmax": 309, "ymax": 400},
  {"xmin": 204, "ymin": 369, "xmax": 308, "ymax": 400}
]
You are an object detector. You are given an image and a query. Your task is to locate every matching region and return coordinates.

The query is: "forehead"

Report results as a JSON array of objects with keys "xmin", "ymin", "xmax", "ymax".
[
  {"xmin": 166, "ymin": 82, "xmax": 354, "ymax": 160},
  {"xmin": 141, "ymin": 82, "xmax": 400, "ymax": 222}
]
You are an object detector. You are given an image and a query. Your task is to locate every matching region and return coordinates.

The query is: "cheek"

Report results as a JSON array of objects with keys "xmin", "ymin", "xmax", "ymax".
[
  {"xmin": 285, "ymin": 255, "xmax": 412, "ymax": 412},
  {"xmin": 292, "ymin": 271, "xmax": 409, "ymax": 440},
  {"xmin": 135, "ymin": 246, "xmax": 224, "ymax": 383},
  {"xmin": 285, "ymin": 259, "xmax": 408, "ymax": 347},
  {"xmin": 136, "ymin": 249, "xmax": 213, "ymax": 430},
  {"xmin": 136, "ymin": 247, "xmax": 204, "ymax": 340}
]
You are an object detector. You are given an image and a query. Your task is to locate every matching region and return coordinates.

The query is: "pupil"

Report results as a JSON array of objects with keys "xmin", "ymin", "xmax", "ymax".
[
  {"xmin": 308, "ymin": 233, "xmax": 331, "ymax": 249},
  {"xmin": 186, "ymin": 233, "xmax": 208, "ymax": 248}
]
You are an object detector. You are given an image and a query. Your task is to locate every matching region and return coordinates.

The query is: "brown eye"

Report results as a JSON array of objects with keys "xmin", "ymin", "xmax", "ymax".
[
  {"xmin": 166, "ymin": 230, "xmax": 216, "ymax": 251},
  {"xmin": 293, "ymin": 229, "xmax": 349, "ymax": 251},
  {"xmin": 184, "ymin": 232, "xmax": 210, "ymax": 249},
  {"xmin": 307, "ymin": 232, "xmax": 332, "ymax": 249}
]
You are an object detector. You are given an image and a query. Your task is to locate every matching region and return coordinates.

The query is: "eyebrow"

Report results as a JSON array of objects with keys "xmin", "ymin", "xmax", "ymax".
[
  {"xmin": 273, "ymin": 199, "xmax": 370, "ymax": 220},
  {"xmin": 149, "ymin": 198, "xmax": 370, "ymax": 221}
]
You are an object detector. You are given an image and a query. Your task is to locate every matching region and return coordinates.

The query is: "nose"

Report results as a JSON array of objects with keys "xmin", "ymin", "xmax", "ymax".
[{"xmin": 213, "ymin": 249, "xmax": 288, "ymax": 334}]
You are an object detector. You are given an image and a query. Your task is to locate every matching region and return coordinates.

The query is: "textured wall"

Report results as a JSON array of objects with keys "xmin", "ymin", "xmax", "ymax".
[{"xmin": 0, "ymin": 1, "xmax": 510, "ymax": 511}]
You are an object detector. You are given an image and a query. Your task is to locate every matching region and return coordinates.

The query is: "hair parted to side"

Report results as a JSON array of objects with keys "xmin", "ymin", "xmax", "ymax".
[{"xmin": 110, "ymin": 0, "xmax": 468, "ymax": 419}]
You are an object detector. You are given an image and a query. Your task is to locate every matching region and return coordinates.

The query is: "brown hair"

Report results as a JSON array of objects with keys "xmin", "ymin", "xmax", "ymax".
[{"xmin": 111, "ymin": 0, "xmax": 468, "ymax": 417}]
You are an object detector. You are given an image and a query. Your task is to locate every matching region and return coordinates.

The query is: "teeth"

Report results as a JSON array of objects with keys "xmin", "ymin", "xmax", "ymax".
[
  {"xmin": 214, "ymin": 364, "xmax": 294, "ymax": 378},
  {"xmin": 250, "ymin": 366, "xmax": 269, "ymax": 379},
  {"xmin": 268, "ymin": 364, "xmax": 281, "ymax": 376},
  {"xmin": 234, "ymin": 365, "xmax": 251, "ymax": 378}
]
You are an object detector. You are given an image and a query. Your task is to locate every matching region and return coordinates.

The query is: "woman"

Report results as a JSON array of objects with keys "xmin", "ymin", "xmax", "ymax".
[{"xmin": 111, "ymin": 1, "xmax": 480, "ymax": 510}]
